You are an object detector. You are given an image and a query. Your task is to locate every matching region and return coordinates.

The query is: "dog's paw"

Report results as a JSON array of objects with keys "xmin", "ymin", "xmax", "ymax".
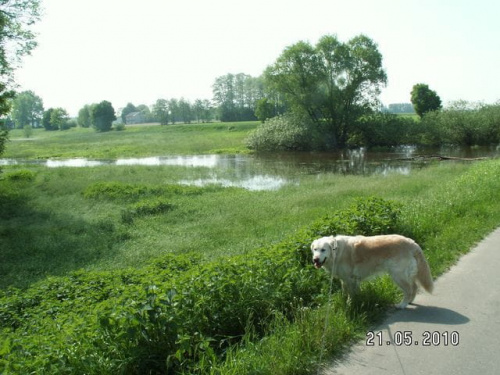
[{"xmin": 395, "ymin": 302, "xmax": 408, "ymax": 309}]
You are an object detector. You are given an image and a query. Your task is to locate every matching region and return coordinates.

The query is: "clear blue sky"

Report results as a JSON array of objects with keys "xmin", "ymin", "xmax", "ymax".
[{"xmin": 14, "ymin": 0, "xmax": 500, "ymax": 116}]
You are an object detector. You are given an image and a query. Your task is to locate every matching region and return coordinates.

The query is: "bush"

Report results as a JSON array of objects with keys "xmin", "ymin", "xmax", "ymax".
[
  {"xmin": 420, "ymin": 102, "xmax": 500, "ymax": 146},
  {"xmin": 0, "ymin": 196, "xmax": 400, "ymax": 374},
  {"xmin": 121, "ymin": 198, "xmax": 174, "ymax": 223},
  {"xmin": 4, "ymin": 169, "xmax": 35, "ymax": 182},
  {"xmin": 83, "ymin": 181, "xmax": 204, "ymax": 200},
  {"xmin": 246, "ymin": 112, "xmax": 316, "ymax": 151},
  {"xmin": 83, "ymin": 181, "xmax": 156, "ymax": 200},
  {"xmin": 351, "ymin": 113, "xmax": 417, "ymax": 147}
]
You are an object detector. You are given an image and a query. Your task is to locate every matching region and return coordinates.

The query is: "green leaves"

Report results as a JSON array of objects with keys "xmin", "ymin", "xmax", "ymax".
[
  {"xmin": 411, "ymin": 83, "xmax": 442, "ymax": 118},
  {"xmin": 90, "ymin": 101, "xmax": 116, "ymax": 132},
  {"xmin": 265, "ymin": 34, "xmax": 387, "ymax": 148},
  {"xmin": 0, "ymin": 196, "xmax": 401, "ymax": 374}
]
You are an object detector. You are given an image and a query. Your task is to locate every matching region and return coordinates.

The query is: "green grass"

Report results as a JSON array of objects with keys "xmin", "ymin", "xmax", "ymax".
[
  {"xmin": 1, "ymin": 122, "xmax": 500, "ymax": 374},
  {"xmin": 0, "ymin": 161, "xmax": 477, "ymax": 289},
  {"xmin": 3, "ymin": 122, "xmax": 258, "ymax": 159}
]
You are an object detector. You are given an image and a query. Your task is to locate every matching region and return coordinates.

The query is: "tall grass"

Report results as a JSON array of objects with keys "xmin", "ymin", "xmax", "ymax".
[{"xmin": 0, "ymin": 161, "xmax": 475, "ymax": 289}]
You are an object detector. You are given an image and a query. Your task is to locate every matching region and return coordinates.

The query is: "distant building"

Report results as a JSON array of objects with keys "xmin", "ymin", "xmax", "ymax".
[{"xmin": 125, "ymin": 111, "xmax": 146, "ymax": 124}]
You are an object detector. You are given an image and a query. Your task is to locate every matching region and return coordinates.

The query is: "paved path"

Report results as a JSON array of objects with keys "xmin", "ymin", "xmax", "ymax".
[{"xmin": 322, "ymin": 227, "xmax": 500, "ymax": 375}]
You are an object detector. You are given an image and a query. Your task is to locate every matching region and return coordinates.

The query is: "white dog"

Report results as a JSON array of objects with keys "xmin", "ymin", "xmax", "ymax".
[{"xmin": 311, "ymin": 235, "xmax": 434, "ymax": 309}]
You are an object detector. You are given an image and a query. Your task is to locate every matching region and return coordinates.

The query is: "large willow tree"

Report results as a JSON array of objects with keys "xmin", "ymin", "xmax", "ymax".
[{"xmin": 265, "ymin": 34, "xmax": 387, "ymax": 148}]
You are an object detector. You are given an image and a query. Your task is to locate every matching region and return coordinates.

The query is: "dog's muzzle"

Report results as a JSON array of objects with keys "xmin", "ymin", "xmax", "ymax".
[{"xmin": 313, "ymin": 257, "xmax": 326, "ymax": 269}]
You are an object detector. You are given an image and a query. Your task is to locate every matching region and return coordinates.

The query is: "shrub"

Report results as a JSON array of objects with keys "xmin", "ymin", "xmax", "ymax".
[
  {"xmin": 0, "ymin": 197, "xmax": 400, "ymax": 374},
  {"xmin": 246, "ymin": 112, "xmax": 316, "ymax": 151},
  {"xmin": 83, "ymin": 182, "xmax": 204, "ymax": 200},
  {"xmin": 121, "ymin": 198, "xmax": 174, "ymax": 223},
  {"xmin": 420, "ymin": 102, "xmax": 500, "ymax": 146},
  {"xmin": 83, "ymin": 181, "xmax": 153, "ymax": 200},
  {"xmin": 4, "ymin": 169, "xmax": 35, "ymax": 181},
  {"xmin": 352, "ymin": 113, "xmax": 417, "ymax": 147}
]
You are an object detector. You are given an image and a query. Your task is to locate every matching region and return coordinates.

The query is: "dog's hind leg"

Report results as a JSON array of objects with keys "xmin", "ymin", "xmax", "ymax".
[
  {"xmin": 409, "ymin": 281, "xmax": 418, "ymax": 303},
  {"xmin": 390, "ymin": 273, "xmax": 415, "ymax": 309}
]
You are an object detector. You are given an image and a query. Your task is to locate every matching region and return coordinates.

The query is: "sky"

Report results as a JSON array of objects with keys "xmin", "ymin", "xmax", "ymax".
[{"xmin": 14, "ymin": 0, "xmax": 500, "ymax": 116}]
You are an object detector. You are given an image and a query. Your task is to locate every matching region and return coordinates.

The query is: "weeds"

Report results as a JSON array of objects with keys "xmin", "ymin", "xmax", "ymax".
[
  {"xmin": 83, "ymin": 181, "xmax": 204, "ymax": 200},
  {"xmin": 121, "ymin": 199, "xmax": 174, "ymax": 224},
  {"xmin": 3, "ymin": 169, "xmax": 36, "ymax": 181}
]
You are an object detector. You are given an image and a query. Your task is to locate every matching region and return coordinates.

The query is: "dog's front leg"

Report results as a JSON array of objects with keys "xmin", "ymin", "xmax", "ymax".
[{"xmin": 341, "ymin": 277, "xmax": 360, "ymax": 296}]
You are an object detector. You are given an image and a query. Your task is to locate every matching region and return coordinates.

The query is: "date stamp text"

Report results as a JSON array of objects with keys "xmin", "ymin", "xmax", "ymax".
[{"xmin": 366, "ymin": 330, "xmax": 460, "ymax": 347}]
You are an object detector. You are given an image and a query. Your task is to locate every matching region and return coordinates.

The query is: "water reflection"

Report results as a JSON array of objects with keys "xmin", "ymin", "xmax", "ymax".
[
  {"xmin": 115, "ymin": 155, "xmax": 221, "ymax": 167},
  {"xmin": 46, "ymin": 158, "xmax": 104, "ymax": 168},
  {"xmin": 1, "ymin": 145, "xmax": 498, "ymax": 191},
  {"xmin": 179, "ymin": 175, "xmax": 288, "ymax": 191}
]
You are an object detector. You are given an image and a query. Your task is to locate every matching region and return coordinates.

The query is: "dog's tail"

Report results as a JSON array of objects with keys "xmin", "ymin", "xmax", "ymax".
[{"xmin": 415, "ymin": 248, "xmax": 434, "ymax": 293}]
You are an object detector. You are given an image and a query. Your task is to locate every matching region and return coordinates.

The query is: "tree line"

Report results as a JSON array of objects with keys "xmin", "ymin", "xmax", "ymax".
[
  {"xmin": 7, "ymin": 70, "xmax": 273, "ymax": 130},
  {"xmin": 4, "ymin": 30, "xmax": 444, "ymax": 140},
  {"xmin": 3, "ymin": 11, "xmax": 499, "ymax": 150}
]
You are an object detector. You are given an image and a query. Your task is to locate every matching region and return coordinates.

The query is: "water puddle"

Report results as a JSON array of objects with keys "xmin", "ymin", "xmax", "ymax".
[
  {"xmin": 1, "ymin": 155, "xmax": 228, "ymax": 168},
  {"xmin": 179, "ymin": 175, "xmax": 288, "ymax": 191}
]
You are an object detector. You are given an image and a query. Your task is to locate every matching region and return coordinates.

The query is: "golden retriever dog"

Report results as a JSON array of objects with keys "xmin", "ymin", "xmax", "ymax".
[{"xmin": 311, "ymin": 235, "xmax": 434, "ymax": 309}]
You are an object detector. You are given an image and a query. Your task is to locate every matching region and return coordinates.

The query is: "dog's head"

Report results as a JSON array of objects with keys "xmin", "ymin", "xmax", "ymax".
[{"xmin": 311, "ymin": 236, "xmax": 337, "ymax": 269}]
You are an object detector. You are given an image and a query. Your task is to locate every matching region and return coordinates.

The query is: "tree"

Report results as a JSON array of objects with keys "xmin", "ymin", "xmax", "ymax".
[
  {"xmin": 152, "ymin": 99, "xmax": 169, "ymax": 125},
  {"xmin": 265, "ymin": 34, "xmax": 387, "ymax": 148},
  {"xmin": 178, "ymin": 98, "xmax": 192, "ymax": 124},
  {"xmin": 212, "ymin": 73, "xmax": 263, "ymax": 122},
  {"xmin": 42, "ymin": 107, "xmax": 71, "ymax": 131},
  {"xmin": 168, "ymin": 98, "xmax": 179, "ymax": 124},
  {"xmin": 193, "ymin": 99, "xmax": 213, "ymax": 123},
  {"xmin": 121, "ymin": 102, "xmax": 136, "ymax": 124},
  {"xmin": 136, "ymin": 104, "xmax": 152, "ymax": 123},
  {"xmin": 77, "ymin": 105, "xmax": 92, "ymax": 128},
  {"xmin": 0, "ymin": 1, "xmax": 41, "ymax": 155},
  {"xmin": 254, "ymin": 98, "xmax": 274, "ymax": 122},
  {"xmin": 10, "ymin": 90, "xmax": 43, "ymax": 128},
  {"xmin": 42, "ymin": 108, "xmax": 55, "ymax": 130},
  {"xmin": 410, "ymin": 83, "xmax": 442, "ymax": 117},
  {"xmin": 91, "ymin": 101, "xmax": 116, "ymax": 132},
  {"xmin": 213, "ymin": 74, "xmax": 236, "ymax": 122},
  {"xmin": 193, "ymin": 99, "xmax": 204, "ymax": 123},
  {"xmin": 200, "ymin": 99, "xmax": 213, "ymax": 122},
  {"xmin": 50, "ymin": 107, "xmax": 70, "ymax": 130}
]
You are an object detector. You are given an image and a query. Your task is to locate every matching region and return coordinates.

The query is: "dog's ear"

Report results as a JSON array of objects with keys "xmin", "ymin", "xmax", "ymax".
[
  {"xmin": 311, "ymin": 239, "xmax": 317, "ymax": 251},
  {"xmin": 327, "ymin": 236, "xmax": 338, "ymax": 251}
]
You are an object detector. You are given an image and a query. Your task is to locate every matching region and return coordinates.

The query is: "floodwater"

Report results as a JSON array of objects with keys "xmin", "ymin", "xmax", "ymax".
[{"xmin": 1, "ymin": 146, "xmax": 498, "ymax": 191}]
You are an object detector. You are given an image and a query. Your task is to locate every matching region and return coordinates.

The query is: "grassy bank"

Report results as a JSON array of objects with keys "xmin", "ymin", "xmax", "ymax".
[
  {"xmin": 1, "ymin": 121, "xmax": 500, "ymax": 373},
  {"xmin": 0, "ymin": 160, "xmax": 479, "ymax": 289},
  {"xmin": 3, "ymin": 121, "xmax": 258, "ymax": 159}
]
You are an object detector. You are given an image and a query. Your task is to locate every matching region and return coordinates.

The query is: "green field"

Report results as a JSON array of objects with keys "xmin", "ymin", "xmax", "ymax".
[
  {"xmin": 1, "ymin": 122, "xmax": 500, "ymax": 374},
  {"xmin": 3, "ymin": 122, "xmax": 258, "ymax": 159}
]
